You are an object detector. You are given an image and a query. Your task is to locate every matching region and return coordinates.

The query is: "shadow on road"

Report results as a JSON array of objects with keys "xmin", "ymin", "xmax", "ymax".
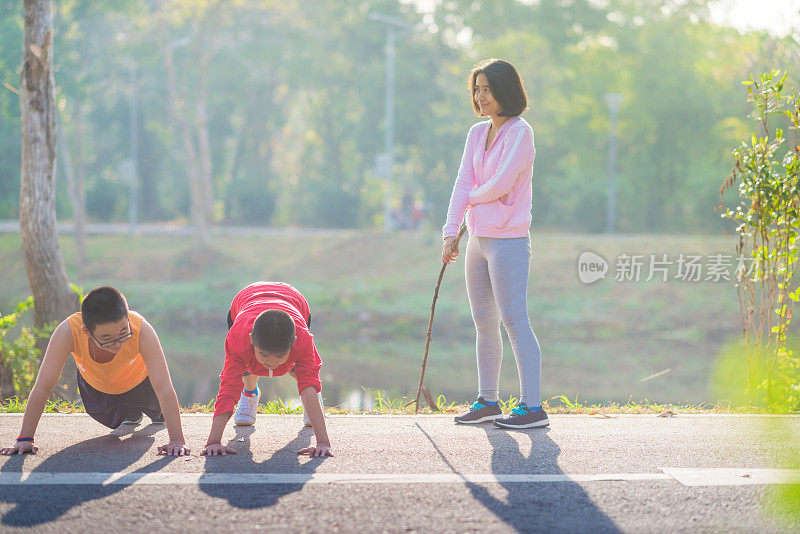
[
  {"xmin": 479, "ymin": 426, "xmax": 621, "ymax": 533},
  {"xmin": 416, "ymin": 422, "xmax": 621, "ymax": 533},
  {"xmin": 0, "ymin": 423, "xmax": 181, "ymax": 527},
  {"xmin": 199, "ymin": 424, "xmax": 328, "ymax": 509}
]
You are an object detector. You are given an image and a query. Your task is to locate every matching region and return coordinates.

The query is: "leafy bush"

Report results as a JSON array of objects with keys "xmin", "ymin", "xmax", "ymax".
[
  {"xmin": 0, "ymin": 298, "xmax": 49, "ymax": 400},
  {"xmin": 720, "ymin": 70, "xmax": 800, "ymax": 412}
]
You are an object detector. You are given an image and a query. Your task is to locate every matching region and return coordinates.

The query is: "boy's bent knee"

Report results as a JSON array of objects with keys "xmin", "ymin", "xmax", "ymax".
[{"xmin": 87, "ymin": 410, "xmax": 126, "ymax": 429}]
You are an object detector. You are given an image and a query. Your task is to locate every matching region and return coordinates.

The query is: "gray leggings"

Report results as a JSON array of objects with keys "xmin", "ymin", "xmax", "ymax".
[{"xmin": 465, "ymin": 235, "xmax": 542, "ymax": 406}]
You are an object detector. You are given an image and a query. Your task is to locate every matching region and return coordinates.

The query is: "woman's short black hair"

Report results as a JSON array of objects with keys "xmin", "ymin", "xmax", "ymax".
[
  {"xmin": 252, "ymin": 309, "xmax": 295, "ymax": 355},
  {"xmin": 81, "ymin": 286, "xmax": 129, "ymax": 332},
  {"xmin": 469, "ymin": 58, "xmax": 528, "ymax": 117}
]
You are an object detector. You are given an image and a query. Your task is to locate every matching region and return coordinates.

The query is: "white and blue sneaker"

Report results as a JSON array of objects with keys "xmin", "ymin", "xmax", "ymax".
[
  {"xmin": 493, "ymin": 403, "xmax": 549, "ymax": 429},
  {"xmin": 234, "ymin": 388, "xmax": 260, "ymax": 426},
  {"xmin": 454, "ymin": 397, "xmax": 502, "ymax": 424},
  {"xmin": 122, "ymin": 411, "xmax": 143, "ymax": 425},
  {"xmin": 149, "ymin": 412, "xmax": 166, "ymax": 425}
]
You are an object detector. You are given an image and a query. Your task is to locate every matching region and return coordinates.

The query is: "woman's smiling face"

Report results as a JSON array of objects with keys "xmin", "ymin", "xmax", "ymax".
[{"xmin": 474, "ymin": 73, "xmax": 502, "ymax": 117}]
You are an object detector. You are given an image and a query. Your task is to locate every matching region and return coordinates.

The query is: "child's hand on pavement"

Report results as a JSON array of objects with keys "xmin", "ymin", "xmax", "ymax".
[
  {"xmin": 201, "ymin": 443, "xmax": 238, "ymax": 456},
  {"xmin": 0, "ymin": 441, "xmax": 37, "ymax": 455},
  {"xmin": 297, "ymin": 443, "xmax": 333, "ymax": 457},
  {"xmin": 157, "ymin": 441, "xmax": 190, "ymax": 456}
]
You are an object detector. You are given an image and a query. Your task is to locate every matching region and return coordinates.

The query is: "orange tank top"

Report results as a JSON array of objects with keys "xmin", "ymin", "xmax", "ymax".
[{"xmin": 67, "ymin": 311, "xmax": 149, "ymax": 394}]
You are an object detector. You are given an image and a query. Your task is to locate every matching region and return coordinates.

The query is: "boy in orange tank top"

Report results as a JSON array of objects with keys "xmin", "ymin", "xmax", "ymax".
[{"xmin": 1, "ymin": 286, "xmax": 189, "ymax": 456}]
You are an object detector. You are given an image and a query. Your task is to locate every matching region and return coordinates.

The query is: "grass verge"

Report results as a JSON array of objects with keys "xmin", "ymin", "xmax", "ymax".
[{"xmin": 2, "ymin": 394, "xmax": 791, "ymax": 416}]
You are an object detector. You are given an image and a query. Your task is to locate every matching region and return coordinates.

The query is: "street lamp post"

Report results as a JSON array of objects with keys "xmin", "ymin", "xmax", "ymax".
[
  {"xmin": 604, "ymin": 93, "xmax": 622, "ymax": 234},
  {"xmin": 128, "ymin": 67, "xmax": 139, "ymax": 234},
  {"xmin": 369, "ymin": 12, "xmax": 416, "ymax": 233},
  {"xmin": 382, "ymin": 25, "xmax": 396, "ymax": 233}
]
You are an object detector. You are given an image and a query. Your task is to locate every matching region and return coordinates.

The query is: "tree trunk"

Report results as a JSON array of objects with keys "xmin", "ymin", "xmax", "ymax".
[
  {"xmin": 226, "ymin": 108, "xmax": 249, "ymax": 186},
  {"xmin": 73, "ymin": 104, "xmax": 87, "ymax": 257},
  {"xmin": 0, "ymin": 363, "xmax": 15, "ymax": 401},
  {"xmin": 19, "ymin": 0, "xmax": 78, "ymax": 330},
  {"xmin": 195, "ymin": 48, "xmax": 215, "ymax": 223},
  {"xmin": 163, "ymin": 33, "xmax": 210, "ymax": 245},
  {"xmin": 138, "ymin": 122, "xmax": 164, "ymax": 220},
  {"xmin": 59, "ymin": 106, "xmax": 87, "ymax": 265}
]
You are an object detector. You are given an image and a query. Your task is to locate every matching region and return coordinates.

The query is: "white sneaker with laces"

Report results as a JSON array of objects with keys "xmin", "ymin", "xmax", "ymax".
[
  {"xmin": 233, "ymin": 388, "xmax": 260, "ymax": 426},
  {"xmin": 302, "ymin": 391, "xmax": 324, "ymax": 427}
]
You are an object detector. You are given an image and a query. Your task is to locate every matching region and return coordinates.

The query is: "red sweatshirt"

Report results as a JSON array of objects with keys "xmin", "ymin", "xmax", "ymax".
[{"xmin": 213, "ymin": 282, "xmax": 322, "ymax": 417}]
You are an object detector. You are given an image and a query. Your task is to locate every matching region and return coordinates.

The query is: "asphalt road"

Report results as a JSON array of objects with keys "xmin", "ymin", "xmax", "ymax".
[{"xmin": 0, "ymin": 414, "xmax": 798, "ymax": 533}]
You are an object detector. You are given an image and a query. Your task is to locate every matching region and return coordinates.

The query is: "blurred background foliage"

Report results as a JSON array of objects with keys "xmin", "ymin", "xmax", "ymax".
[{"xmin": 1, "ymin": 0, "xmax": 797, "ymax": 233}]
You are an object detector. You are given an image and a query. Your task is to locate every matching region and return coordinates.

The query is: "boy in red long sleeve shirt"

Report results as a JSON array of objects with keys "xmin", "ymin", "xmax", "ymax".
[{"xmin": 201, "ymin": 282, "xmax": 332, "ymax": 458}]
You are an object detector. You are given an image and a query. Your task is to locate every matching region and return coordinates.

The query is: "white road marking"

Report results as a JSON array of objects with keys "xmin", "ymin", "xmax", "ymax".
[
  {"xmin": 660, "ymin": 468, "xmax": 800, "ymax": 486},
  {"xmin": 0, "ymin": 469, "xmax": 796, "ymax": 486}
]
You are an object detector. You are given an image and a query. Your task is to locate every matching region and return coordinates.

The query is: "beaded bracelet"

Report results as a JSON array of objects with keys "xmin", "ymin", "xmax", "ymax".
[{"xmin": 16, "ymin": 436, "xmax": 34, "ymax": 442}]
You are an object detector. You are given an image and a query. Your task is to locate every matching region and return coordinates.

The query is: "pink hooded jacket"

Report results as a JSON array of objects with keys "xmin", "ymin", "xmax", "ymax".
[{"xmin": 442, "ymin": 116, "xmax": 535, "ymax": 239}]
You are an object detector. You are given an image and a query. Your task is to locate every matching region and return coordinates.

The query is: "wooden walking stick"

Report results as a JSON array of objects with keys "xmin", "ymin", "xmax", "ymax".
[{"xmin": 408, "ymin": 223, "xmax": 468, "ymax": 413}]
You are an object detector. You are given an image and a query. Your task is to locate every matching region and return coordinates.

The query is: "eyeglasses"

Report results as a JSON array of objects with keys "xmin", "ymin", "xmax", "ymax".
[{"xmin": 90, "ymin": 321, "xmax": 133, "ymax": 349}]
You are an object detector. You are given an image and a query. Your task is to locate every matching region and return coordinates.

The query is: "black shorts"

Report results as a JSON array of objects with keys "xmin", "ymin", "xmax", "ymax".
[{"xmin": 77, "ymin": 371, "xmax": 162, "ymax": 429}]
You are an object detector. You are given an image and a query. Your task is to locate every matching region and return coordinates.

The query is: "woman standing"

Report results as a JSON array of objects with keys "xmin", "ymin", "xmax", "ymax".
[{"xmin": 443, "ymin": 58, "xmax": 547, "ymax": 429}]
